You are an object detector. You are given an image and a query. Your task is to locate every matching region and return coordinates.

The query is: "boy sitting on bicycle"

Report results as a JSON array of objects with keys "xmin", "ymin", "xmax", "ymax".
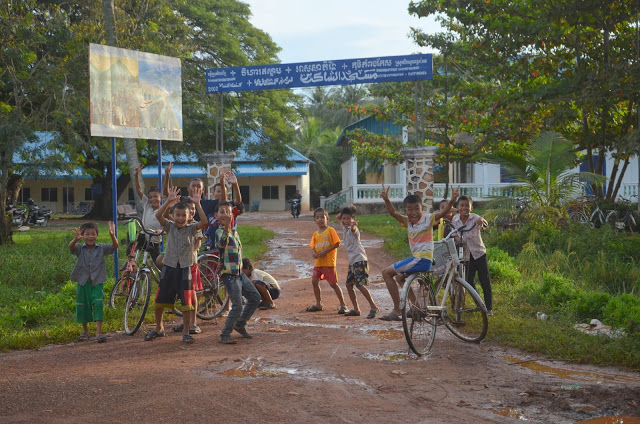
[
  {"xmin": 133, "ymin": 164, "xmax": 163, "ymax": 261},
  {"xmin": 379, "ymin": 185, "xmax": 459, "ymax": 321},
  {"xmin": 144, "ymin": 186, "xmax": 207, "ymax": 344}
]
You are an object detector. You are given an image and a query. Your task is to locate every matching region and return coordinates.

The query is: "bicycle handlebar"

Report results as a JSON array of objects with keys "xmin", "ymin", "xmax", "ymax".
[
  {"xmin": 441, "ymin": 221, "xmax": 477, "ymax": 243},
  {"xmin": 123, "ymin": 215, "xmax": 164, "ymax": 236}
]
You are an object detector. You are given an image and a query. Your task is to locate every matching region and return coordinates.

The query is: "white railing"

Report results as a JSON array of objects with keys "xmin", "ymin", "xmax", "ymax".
[
  {"xmin": 620, "ymin": 182, "xmax": 638, "ymax": 200},
  {"xmin": 320, "ymin": 184, "xmax": 405, "ymax": 212}
]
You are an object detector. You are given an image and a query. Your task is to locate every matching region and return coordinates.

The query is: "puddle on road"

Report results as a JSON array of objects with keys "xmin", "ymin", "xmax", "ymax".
[
  {"xmin": 201, "ymin": 357, "xmax": 369, "ymax": 388},
  {"xmin": 490, "ymin": 408, "xmax": 528, "ymax": 421},
  {"xmin": 362, "ymin": 352, "xmax": 411, "ymax": 362},
  {"xmin": 577, "ymin": 416, "xmax": 640, "ymax": 424},
  {"xmin": 367, "ymin": 329, "xmax": 404, "ymax": 340},
  {"xmin": 504, "ymin": 357, "xmax": 640, "ymax": 384}
]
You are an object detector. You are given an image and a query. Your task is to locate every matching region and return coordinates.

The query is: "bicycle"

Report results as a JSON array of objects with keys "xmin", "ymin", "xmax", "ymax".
[
  {"xmin": 569, "ymin": 196, "xmax": 616, "ymax": 228},
  {"xmin": 109, "ymin": 216, "xmax": 161, "ymax": 335},
  {"xmin": 609, "ymin": 195, "xmax": 638, "ymax": 233},
  {"xmin": 399, "ymin": 223, "xmax": 488, "ymax": 356}
]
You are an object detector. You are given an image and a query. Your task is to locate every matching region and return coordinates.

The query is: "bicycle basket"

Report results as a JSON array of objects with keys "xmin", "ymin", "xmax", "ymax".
[{"xmin": 432, "ymin": 239, "xmax": 458, "ymax": 275}]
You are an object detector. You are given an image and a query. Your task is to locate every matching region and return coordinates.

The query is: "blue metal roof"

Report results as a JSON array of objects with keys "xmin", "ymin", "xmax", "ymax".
[
  {"xmin": 336, "ymin": 116, "xmax": 402, "ymax": 146},
  {"xmin": 140, "ymin": 162, "xmax": 308, "ymax": 178}
]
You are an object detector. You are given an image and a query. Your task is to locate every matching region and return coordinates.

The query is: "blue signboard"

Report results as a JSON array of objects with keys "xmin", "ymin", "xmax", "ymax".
[{"xmin": 206, "ymin": 54, "xmax": 432, "ymax": 93}]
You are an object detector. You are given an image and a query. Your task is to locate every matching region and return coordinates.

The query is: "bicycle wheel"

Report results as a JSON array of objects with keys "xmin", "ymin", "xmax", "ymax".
[
  {"xmin": 443, "ymin": 277, "xmax": 488, "ymax": 343},
  {"xmin": 197, "ymin": 262, "xmax": 228, "ymax": 320},
  {"xmin": 124, "ymin": 272, "xmax": 151, "ymax": 335},
  {"xmin": 401, "ymin": 274, "xmax": 437, "ymax": 356},
  {"xmin": 569, "ymin": 211, "xmax": 588, "ymax": 224},
  {"xmin": 109, "ymin": 274, "xmax": 134, "ymax": 309}
]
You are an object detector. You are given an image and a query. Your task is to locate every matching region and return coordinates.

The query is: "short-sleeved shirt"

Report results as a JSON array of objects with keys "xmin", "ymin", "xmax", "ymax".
[
  {"xmin": 342, "ymin": 225, "xmax": 367, "ymax": 265},
  {"xmin": 250, "ymin": 268, "xmax": 280, "ymax": 290},
  {"xmin": 452, "ymin": 213, "xmax": 486, "ymax": 260},
  {"xmin": 70, "ymin": 243, "xmax": 116, "ymax": 287},
  {"xmin": 142, "ymin": 195, "xmax": 163, "ymax": 243},
  {"xmin": 310, "ymin": 227, "xmax": 340, "ymax": 268},
  {"xmin": 407, "ymin": 213, "xmax": 436, "ymax": 260},
  {"xmin": 215, "ymin": 227, "xmax": 242, "ymax": 275},
  {"xmin": 205, "ymin": 206, "xmax": 241, "ymax": 249},
  {"xmin": 162, "ymin": 220, "xmax": 199, "ymax": 268}
]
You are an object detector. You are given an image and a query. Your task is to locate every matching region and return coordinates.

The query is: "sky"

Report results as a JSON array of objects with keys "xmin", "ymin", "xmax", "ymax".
[{"xmin": 242, "ymin": 0, "xmax": 442, "ymax": 64}]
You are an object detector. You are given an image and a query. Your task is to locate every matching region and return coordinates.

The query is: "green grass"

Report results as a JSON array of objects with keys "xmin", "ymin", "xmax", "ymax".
[
  {"xmin": 356, "ymin": 214, "xmax": 640, "ymax": 370},
  {"xmin": 0, "ymin": 223, "xmax": 273, "ymax": 351}
]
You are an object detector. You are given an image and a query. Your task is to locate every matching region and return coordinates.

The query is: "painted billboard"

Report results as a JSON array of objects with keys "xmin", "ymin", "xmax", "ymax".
[{"xmin": 89, "ymin": 44, "xmax": 182, "ymax": 141}]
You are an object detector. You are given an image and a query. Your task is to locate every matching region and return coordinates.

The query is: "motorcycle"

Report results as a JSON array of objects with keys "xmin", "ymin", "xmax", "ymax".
[
  {"xmin": 289, "ymin": 197, "xmax": 301, "ymax": 218},
  {"xmin": 6, "ymin": 203, "xmax": 27, "ymax": 227},
  {"xmin": 25, "ymin": 199, "xmax": 52, "ymax": 226}
]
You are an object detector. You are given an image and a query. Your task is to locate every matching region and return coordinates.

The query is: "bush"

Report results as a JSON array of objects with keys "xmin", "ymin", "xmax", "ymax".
[
  {"xmin": 487, "ymin": 247, "xmax": 520, "ymax": 285},
  {"xmin": 529, "ymin": 273, "xmax": 578, "ymax": 307},
  {"xmin": 571, "ymin": 291, "xmax": 611, "ymax": 322},
  {"xmin": 602, "ymin": 294, "xmax": 640, "ymax": 335}
]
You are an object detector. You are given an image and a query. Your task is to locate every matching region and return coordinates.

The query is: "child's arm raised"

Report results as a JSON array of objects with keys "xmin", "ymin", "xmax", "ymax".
[
  {"xmin": 108, "ymin": 221, "xmax": 119, "ymax": 249},
  {"xmin": 189, "ymin": 186, "xmax": 208, "ymax": 231},
  {"xmin": 226, "ymin": 171, "xmax": 242, "ymax": 206},
  {"xmin": 434, "ymin": 186, "xmax": 460, "ymax": 222},
  {"xmin": 69, "ymin": 227, "xmax": 83, "ymax": 252},
  {"xmin": 157, "ymin": 186, "xmax": 180, "ymax": 226},
  {"xmin": 133, "ymin": 164, "xmax": 145, "ymax": 200},
  {"xmin": 380, "ymin": 184, "xmax": 406, "ymax": 226},
  {"xmin": 162, "ymin": 162, "xmax": 173, "ymax": 197}
]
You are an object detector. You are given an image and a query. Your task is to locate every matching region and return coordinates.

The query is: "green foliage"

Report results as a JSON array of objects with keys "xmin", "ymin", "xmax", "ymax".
[
  {"xmin": 602, "ymin": 295, "xmax": 640, "ymax": 336},
  {"xmin": 486, "ymin": 246, "xmax": 520, "ymax": 285}
]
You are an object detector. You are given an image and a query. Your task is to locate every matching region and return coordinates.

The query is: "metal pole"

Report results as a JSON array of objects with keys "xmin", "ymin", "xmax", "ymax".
[
  {"xmin": 220, "ymin": 93, "xmax": 224, "ymax": 152},
  {"xmin": 158, "ymin": 139, "xmax": 164, "ymax": 251},
  {"xmin": 111, "ymin": 137, "xmax": 119, "ymax": 276}
]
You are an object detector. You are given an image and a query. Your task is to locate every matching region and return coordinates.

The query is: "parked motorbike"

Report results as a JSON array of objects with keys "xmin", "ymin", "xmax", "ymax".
[
  {"xmin": 6, "ymin": 203, "xmax": 27, "ymax": 227},
  {"xmin": 289, "ymin": 198, "xmax": 301, "ymax": 218},
  {"xmin": 25, "ymin": 199, "xmax": 52, "ymax": 226}
]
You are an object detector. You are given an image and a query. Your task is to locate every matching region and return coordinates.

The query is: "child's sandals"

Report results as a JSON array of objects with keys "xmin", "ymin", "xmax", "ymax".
[
  {"xmin": 182, "ymin": 334, "xmax": 194, "ymax": 344},
  {"xmin": 77, "ymin": 333, "xmax": 89, "ymax": 342}
]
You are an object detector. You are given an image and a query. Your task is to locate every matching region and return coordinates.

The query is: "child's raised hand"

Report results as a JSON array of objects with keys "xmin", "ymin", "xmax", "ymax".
[
  {"xmin": 451, "ymin": 186, "xmax": 461, "ymax": 202},
  {"xmin": 167, "ymin": 186, "xmax": 180, "ymax": 203},
  {"xmin": 72, "ymin": 227, "xmax": 83, "ymax": 241},
  {"xmin": 190, "ymin": 186, "xmax": 202, "ymax": 203},
  {"xmin": 134, "ymin": 163, "xmax": 144, "ymax": 175},
  {"xmin": 164, "ymin": 162, "xmax": 173, "ymax": 176},
  {"xmin": 225, "ymin": 171, "xmax": 237, "ymax": 185},
  {"xmin": 107, "ymin": 221, "xmax": 116, "ymax": 236},
  {"xmin": 351, "ymin": 220, "xmax": 358, "ymax": 232},
  {"xmin": 380, "ymin": 184, "xmax": 390, "ymax": 201}
]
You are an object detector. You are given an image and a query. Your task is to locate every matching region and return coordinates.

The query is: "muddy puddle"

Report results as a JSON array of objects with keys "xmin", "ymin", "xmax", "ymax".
[
  {"xmin": 366, "ymin": 329, "xmax": 404, "ymax": 340},
  {"xmin": 197, "ymin": 357, "xmax": 370, "ymax": 388},
  {"xmin": 576, "ymin": 416, "xmax": 640, "ymax": 424},
  {"xmin": 505, "ymin": 357, "xmax": 640, "ymax": 384},
  {"xmin": 490, "ymin": 408, "xmax": 528, "ymax": 420},
  {"xmin": 362, "ymin": 352, "xmax": 414, "ymax": 362}
]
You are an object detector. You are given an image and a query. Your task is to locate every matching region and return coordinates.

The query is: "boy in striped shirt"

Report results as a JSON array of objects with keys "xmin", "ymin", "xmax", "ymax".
[{"xmin": 379, "ymin": 185, "xmax": 459, "ymax": 321}]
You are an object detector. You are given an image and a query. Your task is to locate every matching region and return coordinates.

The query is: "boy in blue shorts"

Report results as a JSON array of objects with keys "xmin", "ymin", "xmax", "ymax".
[
  {"xmin": 69, "ymin": 221, "xmax": 118, "ymax": 343},
  {"xmin": 379, "ymin": 185, "xmax": 459, "ymax": 321}
]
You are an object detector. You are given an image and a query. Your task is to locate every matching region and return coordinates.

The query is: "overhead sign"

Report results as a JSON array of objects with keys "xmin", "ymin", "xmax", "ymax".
[
  {"xmin": 89, "ymin": 44, "xmax": 183, "ymax": 141},
  {"xmin": 206, "ymin": 54, "xmax": 432, "ymax": 93}
]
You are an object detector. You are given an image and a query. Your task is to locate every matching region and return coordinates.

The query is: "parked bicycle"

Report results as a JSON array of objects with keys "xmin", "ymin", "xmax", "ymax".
[
  {"xmin": 608, "ymin": 195, "xmax": 638, "ymax": 233},
  {"xmin": 108, "ymin": 216, "xmax": 161, "ymax": 335},
  {"xmin": 399, "ymin": 222, "xmax": 488, "ymax": 356},
  {"xmin": 568, "ymin": 196, "xmax": 616, "ymax": 229}
]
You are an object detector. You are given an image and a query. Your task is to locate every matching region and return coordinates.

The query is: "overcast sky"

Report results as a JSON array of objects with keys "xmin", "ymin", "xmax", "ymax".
[{"xmin": 242, "ymin": 0, "xmax": 441, "ymax": 64}]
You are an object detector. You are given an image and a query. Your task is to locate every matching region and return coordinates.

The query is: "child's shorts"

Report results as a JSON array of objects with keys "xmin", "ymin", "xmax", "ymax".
[
  {"xmin": 346, "ymin": 261, "xmax": 369, "ymax": 287},
  {"xmin": 76, "ymin": 282, "xmax": 104, "ymax": 323},
  {"xmin": 312, "ymin": 266, "xmax": 338, "ymax": 285},
  {"xmin": 190, "ymin": 263, "xmax": 203, "ymax": 291},
  {"xmin": 155, "ymin": 265, "xmax": 195, "ymax": 311},
  {"xmin": 393, "ymin": 257, "xmax": 433, "ymax": 275},
  {"xmin": 254, "ymin": 280, "xmax": 280, "ymax": 300}
]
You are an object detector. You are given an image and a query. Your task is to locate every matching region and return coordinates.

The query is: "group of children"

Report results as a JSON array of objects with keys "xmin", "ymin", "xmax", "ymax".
[
  {"xmin": 69, "ymin": 170, "xmax": 492, "ymax": 344},
  {"xmin": 306, "ymin": 185, "xmax": 493, "ymax": 321},
  {"xmin": 69, "ymin": 164, "xmax": 280, "ymax": 344}
]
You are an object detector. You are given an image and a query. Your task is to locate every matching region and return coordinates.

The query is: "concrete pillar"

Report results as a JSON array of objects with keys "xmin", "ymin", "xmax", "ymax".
[
  {"xmin": 402, "ymin": 146, "xmax": 438, "ymax": 212},
  {"xmin": 203, "ymin": 151, "xmax": 236, "ymax": 198}
]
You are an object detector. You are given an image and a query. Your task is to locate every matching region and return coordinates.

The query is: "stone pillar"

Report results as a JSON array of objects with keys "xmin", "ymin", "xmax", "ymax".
[
  {"xmin": 203, "ymin": 151, "xmax": 236, "ymax": 198},
  {"xmin": 401, "ymin": 146, "xmax": 438, "ymax": 212}
]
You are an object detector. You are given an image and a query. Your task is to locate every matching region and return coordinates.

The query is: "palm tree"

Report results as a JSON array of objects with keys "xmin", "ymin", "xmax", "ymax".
[
  {"xmin": 484, "ymin": 131, "xmax": 606, "ymax": 223},
  {"xmin": 290, "ymin": 117, "xmax": 342, "ymax": 206}
]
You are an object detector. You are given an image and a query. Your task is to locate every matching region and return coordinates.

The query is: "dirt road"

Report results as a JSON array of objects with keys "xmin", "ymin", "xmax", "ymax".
[{"xmin": 1, "ymin": 212, "xmax": 639, "ymax": 423}]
